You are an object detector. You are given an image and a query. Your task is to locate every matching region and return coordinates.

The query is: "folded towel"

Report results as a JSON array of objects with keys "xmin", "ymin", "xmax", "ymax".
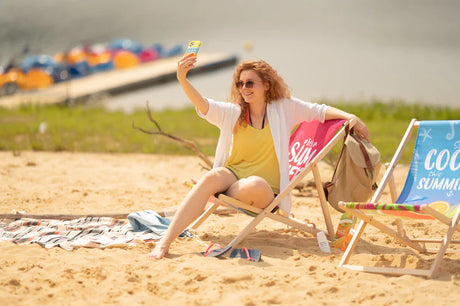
[{"xmin": 127, "ymin": 210, "xmax": 194, "ymax": 238}]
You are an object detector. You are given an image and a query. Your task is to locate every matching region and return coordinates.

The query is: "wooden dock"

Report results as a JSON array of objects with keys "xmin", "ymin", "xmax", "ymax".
[{"xmin": 0, "ymin": 52, "xmax": 237, "ymax": 108}]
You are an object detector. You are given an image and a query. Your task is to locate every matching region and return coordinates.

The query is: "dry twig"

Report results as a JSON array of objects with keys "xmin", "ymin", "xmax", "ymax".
[{"xmin": 132, "ymin": 101, "xmax": 213, "ymax": 169}]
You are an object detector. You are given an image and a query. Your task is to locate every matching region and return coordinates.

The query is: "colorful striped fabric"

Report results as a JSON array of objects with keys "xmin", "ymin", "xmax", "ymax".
[
  {"xmin": 341, "ymin": 202, "xmax": 437, "ymax": 220},
  {"xmin": 343, "ymin": 202, "xmax": 425, "ymax": 212}
]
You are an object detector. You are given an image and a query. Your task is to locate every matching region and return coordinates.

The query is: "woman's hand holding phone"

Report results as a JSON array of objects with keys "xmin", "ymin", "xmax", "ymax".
[
  {"xmin": 177, "ymin": 53, "xmax": 197, "ymax": 82},
  {"xmin": 177, "ymin": 41, "xmax": 201, "ymax": 82}
]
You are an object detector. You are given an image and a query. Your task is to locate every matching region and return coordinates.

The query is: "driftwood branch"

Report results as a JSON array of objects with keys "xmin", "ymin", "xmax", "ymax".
[
  {"xmin": 0, "ymin": 208, "xmax": 236, "ymax": 221},
  {"xmin": 0, "ymin": 213, "xmax": 130, "ymax": 221},
  {"xmin": 132, "ymin": 101, "xmax": 213, "ymax": 170}
]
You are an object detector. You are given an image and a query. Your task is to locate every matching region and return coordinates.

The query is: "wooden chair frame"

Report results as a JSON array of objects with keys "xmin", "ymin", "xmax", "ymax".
[{"xmin": 338, "ymin": 119, "xmax": 460, "ymax": 278}]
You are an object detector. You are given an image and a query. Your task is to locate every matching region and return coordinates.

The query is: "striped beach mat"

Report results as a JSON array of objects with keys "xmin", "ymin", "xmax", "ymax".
[{"xmin": 0, "ymin": 217, "xmax": 161, "ymax": 251}]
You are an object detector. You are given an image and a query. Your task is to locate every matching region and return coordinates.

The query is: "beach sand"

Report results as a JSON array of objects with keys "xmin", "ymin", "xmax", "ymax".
[{"xmin": 0, "ymin": 151, "xmax": 459, "ymax": 305}]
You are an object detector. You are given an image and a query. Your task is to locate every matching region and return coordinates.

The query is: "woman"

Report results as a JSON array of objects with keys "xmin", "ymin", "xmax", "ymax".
[{"xmin": 148, "ymin": 54, "xmax": 369, "ymax": 259}]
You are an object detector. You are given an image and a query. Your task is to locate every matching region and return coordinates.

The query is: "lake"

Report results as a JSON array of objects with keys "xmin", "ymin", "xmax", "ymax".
[{"xmin": 1, "ymin": 0, "xmax": 459, "ymax": 112}]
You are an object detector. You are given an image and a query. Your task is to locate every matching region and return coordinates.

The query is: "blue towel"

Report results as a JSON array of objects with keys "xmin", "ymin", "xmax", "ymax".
[{"xmin": 127, "ymin": 210, "xmax": 194, "ymax": 238}]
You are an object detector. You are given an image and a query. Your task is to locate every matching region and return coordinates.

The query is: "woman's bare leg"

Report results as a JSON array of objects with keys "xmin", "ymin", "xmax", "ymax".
[
  {"xmin": 226, "ymin": 176, "xmax": 275, "ymax": 209},
  {"xmin": 148, "ymin": 167, "xmax": 237, "ymax": 259}
]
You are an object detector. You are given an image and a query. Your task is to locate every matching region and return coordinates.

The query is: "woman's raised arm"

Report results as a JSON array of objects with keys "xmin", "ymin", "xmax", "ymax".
[{"xmin": 177, "ymin": 53, "xmax": 209, "ymax": 115}]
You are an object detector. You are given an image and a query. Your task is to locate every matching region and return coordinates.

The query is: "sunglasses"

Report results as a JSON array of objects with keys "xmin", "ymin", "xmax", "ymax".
[{"xmin": 236, "ymin": 80, "xmax": 262, "ymax": 89}]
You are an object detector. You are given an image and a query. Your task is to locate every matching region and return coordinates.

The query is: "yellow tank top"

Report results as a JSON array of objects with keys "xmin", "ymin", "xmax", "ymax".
[{"xmin": 225, "ymin": 123, "xmax": 280, "ymax": 194}]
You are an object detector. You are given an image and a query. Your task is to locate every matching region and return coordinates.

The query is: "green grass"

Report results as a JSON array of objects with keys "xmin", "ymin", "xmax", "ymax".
[
  {"xmin": 0, "ymin": 104, "xmax": 219, "ymax": 156},
  {"xmin": 1, "ymin": 100, "xmax": 459, "ymax": 164}
]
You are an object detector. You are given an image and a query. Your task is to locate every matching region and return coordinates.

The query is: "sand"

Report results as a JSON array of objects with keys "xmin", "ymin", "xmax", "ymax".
[{"xmin": 0, "ymin": 151, "xmax": 459, "ymax": 305}]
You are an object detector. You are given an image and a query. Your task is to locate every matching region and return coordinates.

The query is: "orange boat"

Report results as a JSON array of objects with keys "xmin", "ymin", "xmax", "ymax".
[
  {"xmin": 0, "ymin": 68, "xmax": 25, "ymax": 95},
  {"xmin": 20, "ymin": 69, "xmax": 54, "ymax": 90},
  {"xmin": 113, "ymin": 50, "xmax": 139, "ymax": 69}
]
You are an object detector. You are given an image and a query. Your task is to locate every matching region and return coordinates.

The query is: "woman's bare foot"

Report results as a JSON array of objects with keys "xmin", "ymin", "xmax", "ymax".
[{"xmin": 147, "ymin": 240, "xmax": 170, "ymax": 260}]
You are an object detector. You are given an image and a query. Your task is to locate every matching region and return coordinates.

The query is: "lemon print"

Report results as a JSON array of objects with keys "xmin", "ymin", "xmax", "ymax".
[{"xmin": 428, "ymin": 201, "xmax": 451, "ymax": 214}]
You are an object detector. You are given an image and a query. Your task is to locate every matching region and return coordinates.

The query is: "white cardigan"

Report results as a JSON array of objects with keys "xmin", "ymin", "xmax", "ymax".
[{"xmin": 197, "ymin": 97, "xmax": 329, "ymax": 213}]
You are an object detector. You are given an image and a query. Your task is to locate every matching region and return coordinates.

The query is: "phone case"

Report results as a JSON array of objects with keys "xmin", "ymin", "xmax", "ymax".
[{"xmin": 185, "ymin": 40, "xmax": 201, "ymax": 55}]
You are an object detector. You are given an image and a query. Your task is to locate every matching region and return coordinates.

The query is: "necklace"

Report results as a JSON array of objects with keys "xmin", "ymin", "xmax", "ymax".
[{"xmin": 249, "ymin": 106, "xmax": 267, "ymax": 129}]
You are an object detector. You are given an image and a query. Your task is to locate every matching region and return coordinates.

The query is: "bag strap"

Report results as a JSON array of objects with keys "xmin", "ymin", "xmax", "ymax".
[{"xmin": 330, "ymin": 125, "xmax": 350, "ymax": 181}]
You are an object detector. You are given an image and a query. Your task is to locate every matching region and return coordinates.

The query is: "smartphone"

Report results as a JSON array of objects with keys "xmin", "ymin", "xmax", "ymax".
[{"xmin": 185, "ymin": 40, "xmax": 201, "ymax": 55}]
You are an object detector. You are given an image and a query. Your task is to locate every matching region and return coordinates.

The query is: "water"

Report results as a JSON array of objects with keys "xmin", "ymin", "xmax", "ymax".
[{"xmin": 1, "ymin": 0, "xmax": 459, "ymax": 112}]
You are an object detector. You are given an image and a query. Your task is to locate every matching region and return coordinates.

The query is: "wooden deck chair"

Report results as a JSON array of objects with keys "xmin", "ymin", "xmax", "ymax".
[
  {"xmin": 191, "ymin": 118, "xmax": 356, "ymax": 247},
  {"xmin": 339, "ymin": 119, "xmax": 460, "ymax": 278}
]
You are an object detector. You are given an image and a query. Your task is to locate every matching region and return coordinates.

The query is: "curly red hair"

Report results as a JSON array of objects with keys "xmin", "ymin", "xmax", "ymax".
[{"xmin": 230, "ymin": 60, "xmax": 291, "ymax": 126}]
